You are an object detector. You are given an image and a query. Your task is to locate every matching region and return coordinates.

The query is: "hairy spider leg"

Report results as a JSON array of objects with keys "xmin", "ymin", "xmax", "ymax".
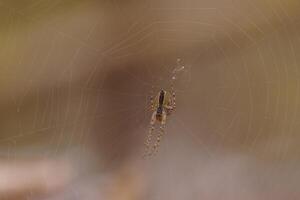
[
  {"xmin": 151, "ymin": 111, "xmax": 167, "ymax": 156},
  {"xmin": 170, "ymin": 59, "xmax": 183, "ymax": 112},
  {"xmin": 171, "ymin": 81, "xmax": 176, "ymax": 112},
  {"xmin": 150, "ymin": 86, "xmax": 155, "ymax": 111},
  {"xmin": 143, "ymin": 111, "xmax": 157, "ymax": 157}
]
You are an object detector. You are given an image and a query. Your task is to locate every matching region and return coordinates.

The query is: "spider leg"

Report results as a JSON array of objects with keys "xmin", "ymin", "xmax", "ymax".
[
  {"xmin": 149, "ymin": 86, "xmax": 155, "ymax": 111},
  {"xmin": 152, "ymin": 111, "xmax": 167, "ymax": 155},
  {"xmin": 143, "ymin": 111, "xmax": 157, "ymax": 157},
  {"xmin": 170, "ymin": 58, "xmax": 183, "ymax": 112},
  {"xmin": 170, "ymin": 81, "xmax": 176, "ymax": 113}
]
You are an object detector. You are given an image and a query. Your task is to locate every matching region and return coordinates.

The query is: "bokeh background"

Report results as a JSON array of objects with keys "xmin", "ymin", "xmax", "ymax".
[{"xmin": 0, "ymin": 0, "xmax": 300, "ymax": 199}]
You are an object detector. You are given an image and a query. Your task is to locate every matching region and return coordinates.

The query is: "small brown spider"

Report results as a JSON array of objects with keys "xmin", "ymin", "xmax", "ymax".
[{"xmin": 144, "ymin": 60, "xmax": 184, "ymax": 157}]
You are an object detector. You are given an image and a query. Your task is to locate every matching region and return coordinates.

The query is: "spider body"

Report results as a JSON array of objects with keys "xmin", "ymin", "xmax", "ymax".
[
  {"xmin": 144, "ymin": 89, "xmax": 176, "ymax": 157},
  {"xmin": 153, "ymin": 90, "xmax": 173, "ymax": 121},
  {"xmin": 143, "ymin": 59, "xmax": 184, "ymax": 157}
]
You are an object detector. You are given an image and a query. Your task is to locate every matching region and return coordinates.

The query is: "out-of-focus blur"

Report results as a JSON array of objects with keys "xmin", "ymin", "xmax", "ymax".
[{"xmin": 0, "ymin": 0, "xmax": 300, "ymax": 199}]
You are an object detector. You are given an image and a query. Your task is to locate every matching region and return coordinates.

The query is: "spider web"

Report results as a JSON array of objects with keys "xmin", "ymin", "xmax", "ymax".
[{"xmin": 0, "ymin": 0, "xmax": 300, "ymax": 199}]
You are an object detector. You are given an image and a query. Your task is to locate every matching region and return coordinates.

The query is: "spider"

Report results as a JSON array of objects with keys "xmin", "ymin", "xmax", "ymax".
[{"xmin": 143, "ymin": 60, "xmax": 184, "ymax": 157}]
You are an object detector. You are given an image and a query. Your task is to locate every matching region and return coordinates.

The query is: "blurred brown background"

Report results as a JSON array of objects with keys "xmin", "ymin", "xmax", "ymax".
[{"xmin": 0, "ymin": 0, "xmax": 300, "ymax": 199}]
